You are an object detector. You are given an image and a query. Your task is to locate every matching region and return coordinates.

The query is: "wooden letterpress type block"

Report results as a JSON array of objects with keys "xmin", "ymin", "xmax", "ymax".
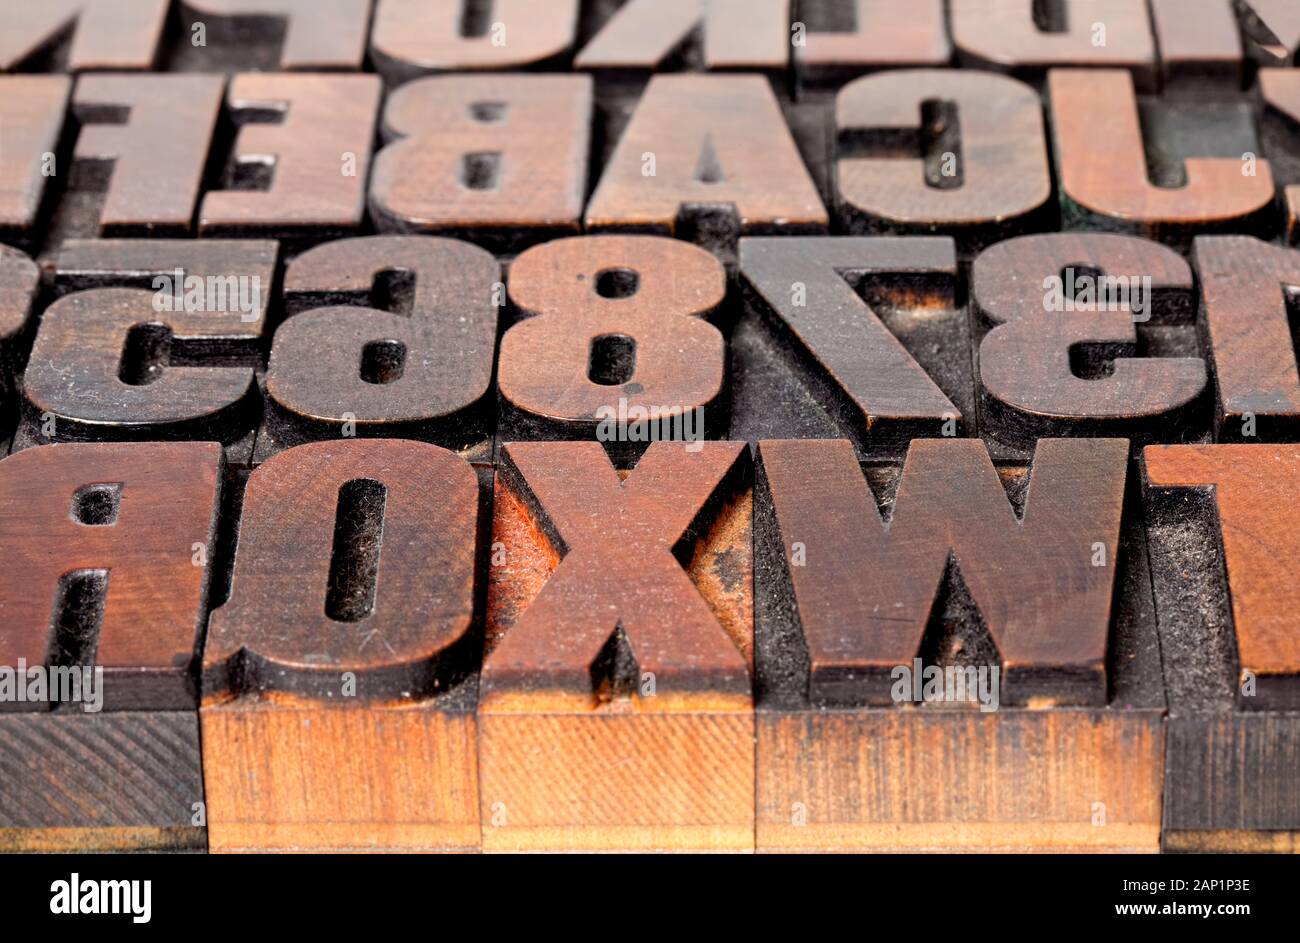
[
  {"xmin": 0, "ymin": 75, "xmax": 70, "ymax": 250},
  {"xmin": 0, "ymin": 246, "xmax": 39, "ymax": 437},
  {"xmin": 1239, "ymin": 0, "xmax": 1300, "ymax": 67},
  {"xmin": 199, "ymin": 74, "xmax": 381, "ymax": 244},
  {"xmin": 1048, "ymin": 69, "xmax": 1275, "ymax": 244},
  {"xmin": 201, "ymin": 439, "xmax": 488, "ymax": 853},
  {"xmin": 1260, "ymin": 69, "xmax": 1300, "ymax": 245},
  {"xmin": 585, "ymin": 74, "xmax": 828, "ymax": 264},
  {"xmin": 835, "ymin": 70, "xmax": 1055, "ymax": 256},
  {"xmin": 754, "ymin": 437, "xmax": 1165, "ymax": 852},
  {"xmin": 480, "ymin": 440, "xmax": 754, "ymax": 851},
  {"xmin": 971, "ymin": 232, "xmax": 1208, "ymax": 458},
  {"xmin": 1193, "ymin": 236, "xmax": 1300, "ymax": 441},
  {"xmin": 732, "ymin": 235, "xmax": 973, "ymax": 459},
  {"xmin": 0, "ymin": 441, "xmax": 222, "ymax": 851},
  {"xmin": 1149, "ymin": 0, "xmax": 1244, "ymax": 97},
  {"xmin": 792, "ymin": 0, "xmax": 950, "ymax": 92},
  {"xmin": 174, "ymin": 1, "xmax": 371, "ymax": 71},
  {"xmin": 253, "ymin": 235, "xmax": 499, "ymax": 465},
  {"xmin": 370, "ymin": 74, "xmax": 593, "ymax": 253},
  {"xmin": 950, "ymin": 0, "xmax": 1157, "ymax": 92},
  {"xmin": 496, "ymin": 234, "xmax": 728, "ymax": 461},
  {"xmin": 0, "ymin": 1, "xmax": 167, "ymax": 72},
  {"xmin": 371, "ymin": 0, "xmax": 579, "ymax": 83},
  {"xmin": 1142, "ymin": 444, "xmax": 1300, "ymax": 852}
]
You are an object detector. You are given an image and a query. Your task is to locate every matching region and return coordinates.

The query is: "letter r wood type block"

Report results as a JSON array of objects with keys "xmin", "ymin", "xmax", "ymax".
[
  {"xmin": 753, "ymin": 438, "xmax": 1166, "ymax": 852},
  {"xmin": 200, "ymin": 439, "xmax": 489, "ymax": 852},
  {"xmin": 480, "ymin": 441, "xmax": 754, "ymax": 852}
]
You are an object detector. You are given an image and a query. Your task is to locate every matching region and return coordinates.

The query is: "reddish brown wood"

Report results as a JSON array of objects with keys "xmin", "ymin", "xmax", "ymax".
[
  {"xmin": 578, "ymin": 0, "xmax": 789, "ymax": 72},
  {"xmin": 0, "ymin": 76, "xmax": 70, "ymax": 246},
  {"xmin": 0, "ymin": 246, "xmax": 39, "ymax": 430},
  {"xmin": 200, "ymin": 74, "xmax": 381, "ymax": 239},
  {"xmin": 0, "ymin": 0, "xmax": 167, "ymax": 71},
  {"xmin": 1048, "ymin": 69, "xmax": 1275, "ymax": 237},
  {"xmin": 72, "ymin": 74, "xmax": 224, "ymax": 237},
  {"xmin": 497, "ymin": 235, "xmax": 725, "ymax": 447},
  {"xmin": 180, "ymin": 0, "xmax": 372, "ymax": 70},
  {"xmin": 973, "ymin": 233, "xmax": 1207, "ymax": 447},
  {"xmin": 585, "ymin": 75, "xmax": 828, "ymax": 244},
  {"xmin": 0, "ymin": 442, "xmax": 222, "ymax": 710},
  {"xmin": 1260, "ymin": 68, "xmax": 1300, "ymax": 244},
  {"xmin": 1143, "ymin": 444, "xmax": 1300, "ymax": 710},
  {"xmin": 370, "ymin": 75, "xmax": 592, "ymax": 252},
  {"xmin": 1149, "ymin": 0, "xmax": 1243, "ymax": 94},
  {"xmin": 835, "ymin": 69, "xmax": 1052, "ymax": 248},
  {"xmin": 795, "ymin": 0, "xmax": 949, "ymax": 87},
  {"xmin": 951, "ymin": 0, "xmax": 1156, "ymax": 90},
  {"xmin": 371, "ymin": 0, "xmax": 579, "ymax": 81}
]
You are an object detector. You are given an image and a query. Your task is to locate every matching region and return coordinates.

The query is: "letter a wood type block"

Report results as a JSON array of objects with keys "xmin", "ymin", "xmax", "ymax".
[
  {"xmin": 0, "ymin": 442, "xmax": 222, "ymax": 851},
  {"xmin": 1142, "ymin": 444, "xmax": 1300, "ymax": 852},
  {"xmin": 200, "ymin": 439, "xmax": 488, "ymax": 853},
  {"xmin": 754, "ymin": 438, "xmax": 1166, "ymax": 852},
  {"xmin": 480, "ymin": 440, "xmax": 754, "ymax": 852}
]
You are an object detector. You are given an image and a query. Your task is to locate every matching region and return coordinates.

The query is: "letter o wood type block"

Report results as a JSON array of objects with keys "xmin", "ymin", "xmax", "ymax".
[
  {"xmin": 200, "ymin": 439, "xmax": 485, "ymax": 852},
  {"xmin": 480, "ymin": 441, "xmax": 754, "ymax": 852}
]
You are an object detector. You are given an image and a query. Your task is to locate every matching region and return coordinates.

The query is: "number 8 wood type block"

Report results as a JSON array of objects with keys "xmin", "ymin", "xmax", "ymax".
[
  {"xmin": 754, "ymin": 438, "xmax": 1166, "ymax": 852},
  {"xmin": 200, "ymin": 439, "xmax": 489, "ymax": 853},
  {"xmin": 479, "ymin": 440, "xmax": 754, "ymax": 852}
]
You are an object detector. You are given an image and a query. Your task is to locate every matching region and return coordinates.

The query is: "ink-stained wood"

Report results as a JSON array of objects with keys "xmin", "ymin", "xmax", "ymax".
[
  {"xmin": 950, "ymin": 0, "xmax": 1157, "ymax": 91},
  {"xmin": 972, "ymin": 233, "xmax": 1207, "ymax": 452},
  {"xmin": 0, "ymin": 76, "xmax": 70, "ymax": 249},
  {"xmin": 201, "ymin": 439, "xmax": 485, "ymax": 852},
  {"xmin": 578, "ymin": 0, "xmax": 790, "ymax": 73},
  {"xmin": 1240, "ymin": 0, "xmax": 1300, "ymax": 66},
  {"xmin": 497, "ymin": 234, "xmax": 726, "ymax": 457},
  {"xmin": 733, "ymin": 236, "xmax": 971, "ymax": 457},
  {"xmin": 69, "ymin": 74, "xmax": 224, "ymax": 238},
  {"xmin": 835, "ymin": 69, "xmax": 1053, "ymax": 252},
  {"xmin": 371, "ymin": 0, "xmax": 579, "ymax": 82},
  {"xmin": 480, "ymin": 440, "xmax": 754, "ymax": 851},
  {"xmin": 1259, "ymin": 69, "xmax": 1300, "ymax": 245},
  {"xmin": 180, "ymin": 0, "xmax": 373, "ymax": 71},
  {"xmin": 1149, "ymin": 0, "xmax": 1243, "ymax": 96},
  {"xmin": 259, "ymin": 235, "xmax": 499, "ymax": 462},
  {"xmin": 370, "ymin": 75, "xmax": 593, "ymax": 253},
  {"xmin": 0, "ymin": 0, "xmax": 167, "ymax": 72},
  {"xmin": 0, "ymin": 247, "xmax": 40, "ymax": 433},
  {"xmin": 199, "ymin": 74, "xmax": 381, "ymax": 241},
  {"xmin": 21, "ymin": 289, "xmax": 260, "ymax": 447},
  {"xmin": 1141, "ymin": 444, "xmax": 1300, "ymax": 851},
  {"xmin": 754, "ymin": 437, "xmax": 1165, "ymax": 852},
  {"xmin": 0, "ymin": 442, "xmax": 222, "ymax": 710},
  {"xmin": 1048, "ymin": 69, "xmax": 1275, "ymax": 241},
  {"xmin": 585, "ymin": 75, "xmax": 828, "ymax": 257},
  {"xmin": 1193, "ymin": 236, "xmax": 1300, "ymax": 440},
  {"xmin": 794, "ymin": 0, "xmax": 950, "ymax": 89}
]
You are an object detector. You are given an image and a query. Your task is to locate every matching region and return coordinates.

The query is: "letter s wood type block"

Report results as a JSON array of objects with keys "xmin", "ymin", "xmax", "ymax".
[
  {"xmin": 480, "ymin": 440, "xmax": 754, "ymax": 852},
  {"xmin": 754, "ymin": 438, "xmax": 1165, "ymax": 852},
  {"xmin": 0, "ymin": 442, "xmax": 222, "ymax": 851},
  {"xmin": 200, "ymin": 439, "xmax": 488, "ymax": 853}
]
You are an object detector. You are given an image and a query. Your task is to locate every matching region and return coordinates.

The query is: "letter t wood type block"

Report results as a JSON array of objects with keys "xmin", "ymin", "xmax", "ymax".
[
  {"xmin": 480, "ymin": 441, "xmax": 754, "ymax": 852},
  {"xmin": 200, "ymin": 440, "xmax": 488, "ymax": 852},
  {"xmin": 754, "ymin": 438, "xmax": 1165, "ymax": 852}
]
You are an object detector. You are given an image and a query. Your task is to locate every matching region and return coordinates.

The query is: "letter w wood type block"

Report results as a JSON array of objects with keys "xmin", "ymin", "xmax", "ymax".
[
  {"xmin": 200, "ymin": 439, "xmax": 489, "ymax": 853},
  {"xmin": 754, "ymin": 438, "xmax": 1165, "ymax": 852},
  {"xmin": 0, "ymin": 442, "xmax": 221, "ymax": 851},
  {"xmin": 480, "ymin": 440, "xmax": 754, "ymax": 852}
]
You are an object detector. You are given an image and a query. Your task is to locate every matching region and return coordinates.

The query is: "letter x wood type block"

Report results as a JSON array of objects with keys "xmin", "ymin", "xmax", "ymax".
[
  {"xmin": 480, "ymin": 441, "xmax": 754, "ymax": 851},
  {"xmin": 754, "ymin": 438, "xmax": 1165, "ymax": 852}
]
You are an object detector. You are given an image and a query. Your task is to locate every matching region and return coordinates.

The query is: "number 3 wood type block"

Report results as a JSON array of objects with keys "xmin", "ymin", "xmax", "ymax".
[
  {"xmin": 754, "ymin": 438, "xmax": 1166, "ymax": 852},
  {"xmin": 200, "ymin": 439, "xmax": 490, "ymax": 852},
  {"xmin": 479, "ymin": 440, "xmax": 754, "ymax": 851}
]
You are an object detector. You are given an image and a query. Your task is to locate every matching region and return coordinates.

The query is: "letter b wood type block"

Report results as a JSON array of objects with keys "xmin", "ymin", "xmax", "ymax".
[
  {"xmin": 480, "ymin": 441, "xmax": 754, "ymax": 852},
  {"xmin": 754, "ymin": 438, "xmax": 1166, "ymax": 852},
  {"xmin": 200, "ymin": 440, "xmax": 488, "ymax": 852}
]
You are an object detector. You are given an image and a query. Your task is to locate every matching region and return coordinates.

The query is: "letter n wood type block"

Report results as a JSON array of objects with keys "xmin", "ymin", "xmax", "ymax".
[
  {"xmin": 754, "ymin": 438, "xmax": 1165, "ymax": 852},
  {"xmin": 0, "ymin": 442, "xmax": 221, "ymax": 851},
  {"xmin": 480, "ymin": 441, "xmax": 754, "ymax": 852},
  {"xmin": 1142, "ymin": 444, "xmax": 1300, "ymax": 852},
  {"xmin": 201, "ymin": 440, "xmax": 488, "ymax": 852}
]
